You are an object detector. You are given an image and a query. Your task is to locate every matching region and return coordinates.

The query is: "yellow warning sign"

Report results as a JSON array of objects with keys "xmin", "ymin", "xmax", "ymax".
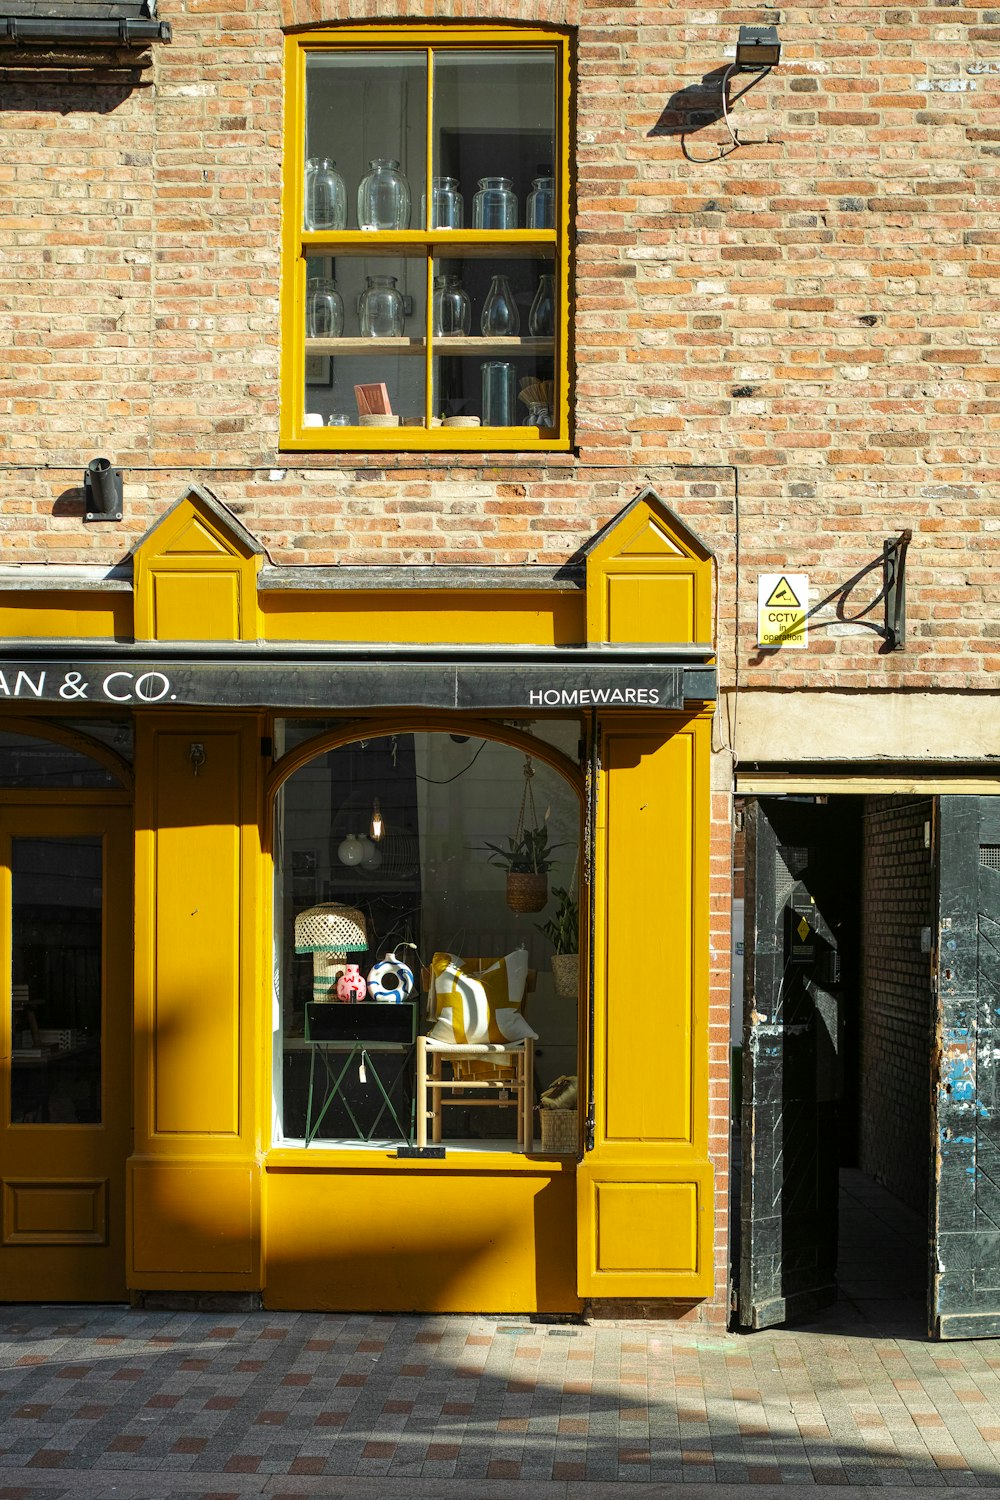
[
  {"xmin": 757, "ymin": 572, "xmax": 808, "ymax": 650},
  {"xmin": 796, "ymin": 915, "xmax": 811, "ymax": 943},
  {"xmin": 765, "ymin": 577, "xmax": 801, "ymax": 609}
]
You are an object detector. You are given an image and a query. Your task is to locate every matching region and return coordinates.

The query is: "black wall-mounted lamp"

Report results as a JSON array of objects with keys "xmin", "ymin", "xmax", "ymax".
[
  {"xmin": 735, "ymin": 24, "xmax": 781, "ymax": 71},
  {"xmin": 84, "ymin": 457, "xmax": 124, "ymax": 521}
]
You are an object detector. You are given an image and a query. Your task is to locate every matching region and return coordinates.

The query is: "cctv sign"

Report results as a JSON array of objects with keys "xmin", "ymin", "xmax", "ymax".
[{"xmin": 757, "ymin": 574, "xmax": 809, "ymax": 649}]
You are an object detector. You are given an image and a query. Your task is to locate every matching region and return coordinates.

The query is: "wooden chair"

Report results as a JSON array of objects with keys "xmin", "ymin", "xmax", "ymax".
[{"xmin": 416, "ymin": 961, "xmax": 536, "ymax": 1151}]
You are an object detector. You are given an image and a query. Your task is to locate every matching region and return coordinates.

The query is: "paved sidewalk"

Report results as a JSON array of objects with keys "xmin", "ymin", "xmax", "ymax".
[{"xmin": 2, "ymin": 1299, "xmax": 1000, "ymax": 1499}]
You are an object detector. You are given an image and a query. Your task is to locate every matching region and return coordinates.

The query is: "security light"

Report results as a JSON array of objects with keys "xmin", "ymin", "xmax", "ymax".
[{"xmin": 735, "ymin": 25, "xmax": 781, "ymax": 71}]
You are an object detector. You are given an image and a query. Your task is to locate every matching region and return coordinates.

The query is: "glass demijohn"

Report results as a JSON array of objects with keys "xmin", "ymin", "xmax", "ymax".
[
  {"xmin": 306, "ymin": 277, "xmax": 345, "ymax": 338},
  {"xmin": 472, "ymin": 176, "xmax": 517, "ymax": 230},
  {"xmin": 528, "ymin": 274, "xmax": 555, "ymax": 338},
  {"xmin": 359, "ymin": 275, "xmax": 405, "ymax": 338},
  {"xmin": 480, "ymin": 274, "xmax": 520, "ymax": 337},
  {"xmin": 526, "ymin": 174, "xmax": 556, "ymax": 230},
  {"xmin": 423, "ymin": 176, "xmax": 463, "ymax": 229},
  {"xmin": 304, "ymin": 157, "xmax": 347, "ymax": 232},
  {"xmin": 433, "ymin": 274, "xmax": 471, "ymax": 337},
  {"xmin": 357, "ymin": 158, "xmax": 411, "ymax": 231},
  {"xmin": 481, "ymin": 360, "xmax": 517, "ymax": 426}
]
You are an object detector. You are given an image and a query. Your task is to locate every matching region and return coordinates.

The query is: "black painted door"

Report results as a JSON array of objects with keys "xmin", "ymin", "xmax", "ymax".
[
  {"xmin": 932, "ymin": 796, "xmax": 1000, "ymax": 1339},
  {"xmin": 738, "ymin": 798, "xmax": 855, "ymax": 1330}
]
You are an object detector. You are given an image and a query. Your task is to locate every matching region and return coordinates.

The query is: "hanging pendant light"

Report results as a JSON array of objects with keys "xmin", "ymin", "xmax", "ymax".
[{"xmin": 370, "ymin": 798, "xmax": 385, "ymax": 842}]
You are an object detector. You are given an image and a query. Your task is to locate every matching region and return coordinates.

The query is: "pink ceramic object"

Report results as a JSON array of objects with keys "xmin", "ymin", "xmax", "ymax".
[{"xmin": 336, "ymin": 963, "xmax": 366, "ymax": 1003}]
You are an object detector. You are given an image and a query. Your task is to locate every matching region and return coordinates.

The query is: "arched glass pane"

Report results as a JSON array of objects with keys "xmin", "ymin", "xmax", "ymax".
[
  {"xmin": 0, "ymin": 732, "xmax": 122, "ymax": 789},
  {"xmin": 273, "ymin": 730, "xmax": 580, "ymax": 1152}
]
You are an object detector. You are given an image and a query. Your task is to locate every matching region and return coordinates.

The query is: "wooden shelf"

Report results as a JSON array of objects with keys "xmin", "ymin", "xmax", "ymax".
[
  {"xmin": 306, "ymin": 336, "xmax": 554, "ymax": 357},
  {"xmin": 302, "ymin": 230, "xmax": 556, "ymax": 259}
]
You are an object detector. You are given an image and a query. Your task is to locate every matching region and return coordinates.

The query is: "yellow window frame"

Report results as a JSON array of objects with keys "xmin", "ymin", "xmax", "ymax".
[{"xmin": 280, "ymin": 26, "xmax": 572, "ymax": 453}]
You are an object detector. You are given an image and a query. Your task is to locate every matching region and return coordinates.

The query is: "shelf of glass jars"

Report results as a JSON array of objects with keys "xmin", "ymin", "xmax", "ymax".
[
  {"xmin": 300, "ymin": 230, "xmax": 557, "ymax": 259},
  {"xmin": 305, "ymin": 336, "xmax": 555, "ymax": 356}
]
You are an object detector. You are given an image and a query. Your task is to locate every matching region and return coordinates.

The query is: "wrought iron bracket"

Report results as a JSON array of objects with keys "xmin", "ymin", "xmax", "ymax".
[{"xmin": 883, "ymin": 529, "xmax": 912, "ymax": 651}]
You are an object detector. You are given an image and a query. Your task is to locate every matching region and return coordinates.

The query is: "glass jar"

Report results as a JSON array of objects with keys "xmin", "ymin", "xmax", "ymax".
[
  {"xmin": 305, "ymin": 276, "xmax": 345, "ymax": 338},
  {"xmin": 357, "ymin": 158, "xmax": 410, "ymax": 231},
  {"xmin": 526, "ymin": 174, "xmax": 556, "ymax": 230},
  {"xmin": 481, "ymin": 360, "xmax": 517, "ymax": 426},
  {"xmin": 528, "ymin": 273, "xmax": 555, "ymax": 338},
  {"xmin": 480, "ymin": 274, "xmax": 520, "ymax": 337},
  {"xmin": 433, "ymin": 274, "xmax": 471, "ymax": 337},
  {"xmin": 359, "ymin": 275, "xmax": 405, "ymax": 338},
  {"xmin": 472, "ymin": 176, "xmax": 517, "ymax": 230},
  {"xmin": 304, "ymin": 157, "xmax": 347, "ymax": 232},
  {"xmin": 422, "ymin": 175, "xmax": 463, "ymax": 229}
]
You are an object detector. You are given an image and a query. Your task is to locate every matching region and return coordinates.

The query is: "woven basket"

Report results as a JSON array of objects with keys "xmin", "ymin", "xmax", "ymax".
[
  {"xmin": 506, "ymin": 871, "xmax": 548, "ymax": 913},
  {"xmin": 541, "ymin": 1109, "xmax": 578, "ymax": 1155},
  {"xmin": 551, "ymin": 952, "xmax": 579, "ymax": 999}
]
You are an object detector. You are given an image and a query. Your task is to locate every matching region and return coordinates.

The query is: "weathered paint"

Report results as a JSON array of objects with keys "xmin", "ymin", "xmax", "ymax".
[{"xmin": 932, "ymin": 796, "xmax": 1000, "ymax": 1340}]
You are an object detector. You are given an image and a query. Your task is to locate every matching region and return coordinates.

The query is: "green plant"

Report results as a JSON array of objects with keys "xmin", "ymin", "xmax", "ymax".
[
  {"xmin": 481, "ymin": 825, "xmax": 560, "ymax": 875},
  {"xmin": 536, "ymin": 886, "xmax": 579, "ymax": 954}
]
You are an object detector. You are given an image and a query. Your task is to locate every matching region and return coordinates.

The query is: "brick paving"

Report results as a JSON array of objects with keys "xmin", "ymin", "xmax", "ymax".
[{"xmin": 1, "ymin": 1302, "xmax": 1000, "ymax": 1498}]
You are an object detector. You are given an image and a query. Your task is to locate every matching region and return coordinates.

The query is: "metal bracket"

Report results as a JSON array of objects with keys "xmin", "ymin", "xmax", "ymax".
[{"xmin": 883, "ymin": 529, "xmax": 912, "ymax": 651}]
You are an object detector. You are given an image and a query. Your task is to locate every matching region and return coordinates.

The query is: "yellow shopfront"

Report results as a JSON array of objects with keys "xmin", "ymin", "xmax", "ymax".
[{"xmin": 0, "ymin": 486, "xmax": 716, "ymax": 1314}]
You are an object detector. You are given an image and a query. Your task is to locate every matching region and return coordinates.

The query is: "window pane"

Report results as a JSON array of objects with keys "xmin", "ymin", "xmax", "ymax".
[
  {"xmin": 0, "ymin": 731, "xmax": 121, "ymax": 789},
  {"xmin": 11, "ymin": 837, "xmax": 103, "ymax": 1125},
  {"xmin": 274, "ymin": 733, "xmax": 580, "ymax": 1150},
  {"xmin": 432, "ymin": 51, "xmax": 557, "ymax": 228},
  {"xmin": 305, "ymin": 251, "xmax": 427, "ymax": 428},
  {"xmin": 305, "ymin": 52, "xmax": 426, "ymax": 232},
  {"xmin": 433, "ymin": 250, "xmax": 556, "ymax": 428}
]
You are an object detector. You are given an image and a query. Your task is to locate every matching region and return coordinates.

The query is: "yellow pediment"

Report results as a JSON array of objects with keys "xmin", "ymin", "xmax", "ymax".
[
  {"xmin": 585, "ymin": 487, "xmax": 714, "ymax": 647},
  {"xmin": 165, "ymin": 514, "xmax": 237, "ymax": 558},
  {"xmin": 131, "ymin": 485, "xmax": 263, "ymax": 642},
  {"xmin": 615, "ymin": 516, "xmax": 686, "ymax": 560}
]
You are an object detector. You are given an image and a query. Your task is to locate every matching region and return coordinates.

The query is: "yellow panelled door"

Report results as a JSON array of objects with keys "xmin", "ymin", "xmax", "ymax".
[{"xmin": 0, "ymin": 806, "xmax": 132, "ymax": 1302}]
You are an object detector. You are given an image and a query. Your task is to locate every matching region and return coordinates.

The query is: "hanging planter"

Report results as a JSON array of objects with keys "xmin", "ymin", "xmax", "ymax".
[
  {"xmin": 506, "ymin": 870, "xmax": 549, "ymax": 914},
  {"xmin": 480, "ymin": 755, "xmax": 562, "ymax": 916}
]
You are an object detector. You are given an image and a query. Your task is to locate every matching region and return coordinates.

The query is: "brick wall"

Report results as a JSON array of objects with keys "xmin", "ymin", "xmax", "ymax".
[
  {"xmin": 2, "ymin": 5, "xmax": 999, "ymax": 689},
  {"xmin": 859, "ymin": 795, "xmax": 934, "ymax": 1214}
]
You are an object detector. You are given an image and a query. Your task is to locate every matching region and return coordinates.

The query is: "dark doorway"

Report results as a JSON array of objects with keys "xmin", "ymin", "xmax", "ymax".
[{"xmin": 736, "ymin": 793, "xmax": 937, "ymax": 1335}]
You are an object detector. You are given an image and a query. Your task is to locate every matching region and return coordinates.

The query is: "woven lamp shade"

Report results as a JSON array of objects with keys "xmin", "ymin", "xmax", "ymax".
[{"xmin": 294, "ymin": 903, "xmax": 368, "ymax": 954}]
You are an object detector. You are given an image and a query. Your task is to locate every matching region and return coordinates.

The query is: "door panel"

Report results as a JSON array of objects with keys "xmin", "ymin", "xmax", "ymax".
[
  {"xmin": 739, "ymin": 798, "xmax": 855, "ymax": 1330},
  {"xmin": 1, "ymin": 807, "xmax": 131, "ymax": 1302},
  {"xmin": 932, "ymin": 797, "xmax": 1000, "ymax": 1338}
]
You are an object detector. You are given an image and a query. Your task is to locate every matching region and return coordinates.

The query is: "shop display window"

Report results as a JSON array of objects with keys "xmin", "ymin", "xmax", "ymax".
[
  {"xmin": 272, "ymin": 727, "xmax": 581, "ymax": 1153},
  {"xmin": 281, "ymin": 29, "xmax": 570, "ymax": 450}
]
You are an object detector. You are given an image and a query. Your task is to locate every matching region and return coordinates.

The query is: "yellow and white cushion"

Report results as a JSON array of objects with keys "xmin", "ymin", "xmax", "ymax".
[{"xmin": 427, "ymin": 950, "xmax": 537, "ymax": 1046}]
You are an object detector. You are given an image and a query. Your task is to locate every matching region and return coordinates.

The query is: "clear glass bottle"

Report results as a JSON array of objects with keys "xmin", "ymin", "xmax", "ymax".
[
  {"xmin": 359, "ymin": 274, "xmax": 405, "ymax": 337},
  {"xmin": 433, "ymin": 274, "xmax": 471, "ymax": 337},
  {"xmin": 472, "ymin": 176, "xmax": 517, "ymax": 230},
  {"xmin": 422, "ymin": 175, "xmax": 463, "ymax": 229},
  {"xmin": 481, "ymin": 360, "xmax": 517, "ymax": 426},
  {"xmin": 480, "ymin": 274, "xmax": 520, "ymax": 337},
  {"xmin": 305, "ymin": 276, "xmax": 345, "ymax": 338},
  {"xmin": 304, "ymin": 157, "xmax": 347, "ymax": 232},
  {"xmin": 357, "ymin": 158, "xmax": 411, "ymax": 231},
  {"xmin": 526, "ymin": 174, "xmax": 556, "ymax": 230},
  {"xmin": 528, "ymin": 273, "xmax": 555, "ymax": 338}
]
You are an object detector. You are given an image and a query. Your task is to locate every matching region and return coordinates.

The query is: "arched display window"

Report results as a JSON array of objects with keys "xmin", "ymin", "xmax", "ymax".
[{"xmin": 271, "ymin": 719, "xmax": 583, "ymax": 1153}]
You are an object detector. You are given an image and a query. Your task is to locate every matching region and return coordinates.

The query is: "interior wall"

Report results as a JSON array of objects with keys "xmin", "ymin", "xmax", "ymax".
[{"xmin": 858, "ymin": 796, "xmax": 934, "ymax": 1214}]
